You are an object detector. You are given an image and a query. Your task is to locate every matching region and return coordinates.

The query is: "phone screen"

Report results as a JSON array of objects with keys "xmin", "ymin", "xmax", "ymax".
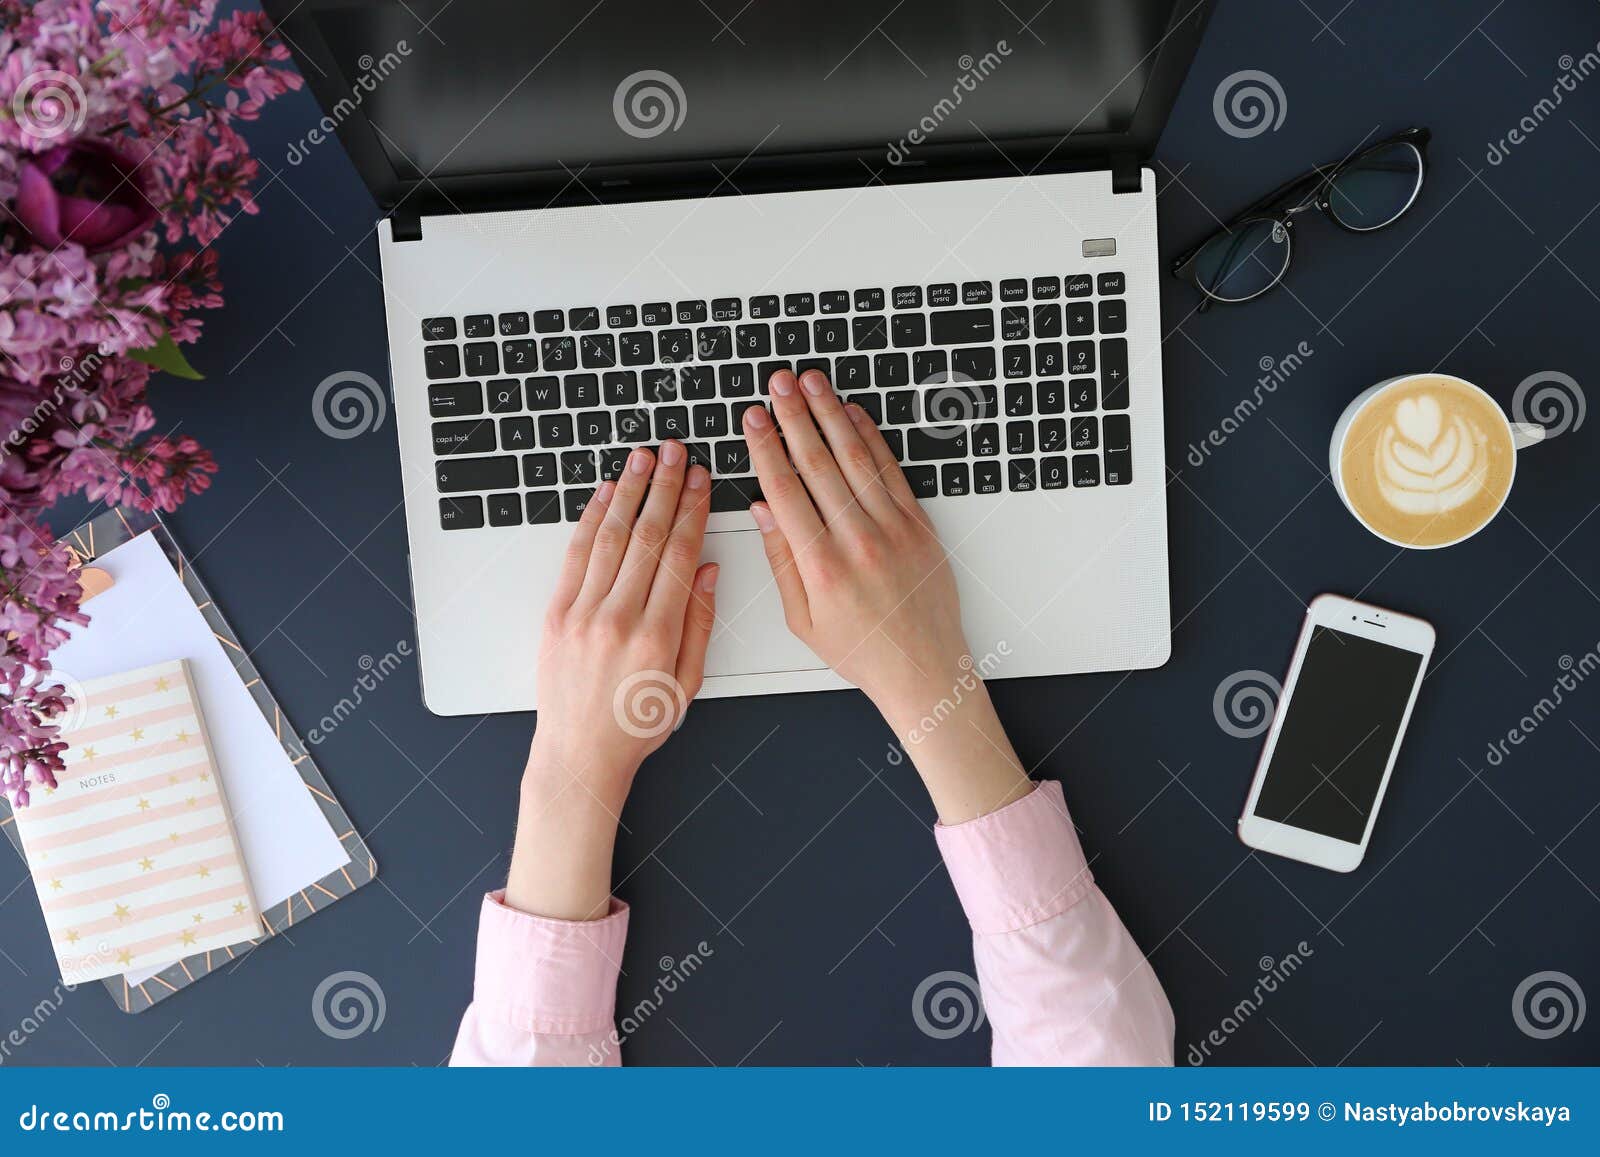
[{"xmin": 1253, "ymin": 625, "xmax": 1424, "ymax": 844}]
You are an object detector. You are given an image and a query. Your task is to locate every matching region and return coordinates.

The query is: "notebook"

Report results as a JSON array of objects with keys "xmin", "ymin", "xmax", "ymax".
[{"xmin": 10, "ymin": 659, "xmax": 260, "ymax": 984}]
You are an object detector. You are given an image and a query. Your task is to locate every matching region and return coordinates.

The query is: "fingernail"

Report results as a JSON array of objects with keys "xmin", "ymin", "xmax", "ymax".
[
  {"xmin": 800, "ymin": 370, "xmax": 826, "ymax": 396},
  {"xmin": 594, "ymin": 480, "xmax": 616, "ymax": 504},
  {"xmin": 660, "ymin": 440, "xmax": 684, "ymax": 466},
  {"xmin": 770, "ymin": 370, "xmax": 796, "ymax": 396},
  {"xmin": 744, "ymin": 406, "xmax": 771, "ymax": 430},
  {"xmin": 750, "ymin": 502, "xmax": 776, "ymax": 532},
  {"xmin": 686, "ymin": 464, "xmax": 709, "ymax": 490},
  {"xmin": 629, "ymin": 449, "xmax": 652, "ymax": 474},
  {"xmin": 698, "ymin": 564, "xmax": 720, "ymax": 592}
]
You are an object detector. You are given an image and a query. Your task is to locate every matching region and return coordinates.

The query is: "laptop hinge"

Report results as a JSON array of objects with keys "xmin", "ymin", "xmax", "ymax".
[
  {"xmin": 390, "ymin": 211, "xmax": 422, "ymax": 242},
  {"xmin": 1111, "ymin": 153, "xmax": 1142, "ymax": 195}
]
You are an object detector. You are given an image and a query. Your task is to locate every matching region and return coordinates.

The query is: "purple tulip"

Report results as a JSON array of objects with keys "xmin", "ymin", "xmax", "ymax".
[{"xmin": 14, "ymin": 140, "xmax": 158, "ymax": 253}]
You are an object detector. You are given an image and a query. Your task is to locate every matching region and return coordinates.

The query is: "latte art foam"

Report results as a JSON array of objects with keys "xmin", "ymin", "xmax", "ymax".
[{"xmin": 1372, "ymin": 393, "xmax": 1491, "ymax": 515}]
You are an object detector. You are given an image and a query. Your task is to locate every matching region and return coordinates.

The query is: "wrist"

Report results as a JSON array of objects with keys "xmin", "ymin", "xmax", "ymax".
[{"xmin": 523, "ymin": 738, "xmax": 638, "ymax": 817}]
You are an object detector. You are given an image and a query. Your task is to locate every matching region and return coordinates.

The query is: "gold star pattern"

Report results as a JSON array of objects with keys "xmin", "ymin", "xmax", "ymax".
[
  {"xmin": 116, "ymin": 949, "xmax": 133, "ymax": 966},
  {"xmin": 232, "ymin": 901, "xmax": 247, "ymax": 915},
  {"xmin": 185, "ymin": 796, "xmax": 196, "ymax": 808},
  {"xmin": 136, "ymin": 797, "xmax": 150, "ymax": 811},
  {"xmin": 81, "ymin": 745, "xmax": 98, "ymax": 761},
  {"xmin": 192, "ymin": 913, "xmax": 206, "ymax": 924},
  {"xmin": 174, "ymin": 728, "xmax": 191, "ymax": 744},
  {"xmin": 42, "ymin": 785, "xmax": 56, "ymax": 796},
  {"xmin": 132, "ymin": 728, "xmax": 147, "ymax": 743},
  {"xmin": 169, "ymin": 831, "xmax": 181, "ymax": 843},
  {"xmin": 48, "ymin": 877, "xmax": 63, "ymax": 891},
  {"xmin": 65, "ymin": 930, "xmax": 80, "ymax": 945},
  {"xmin": 103, "ymin": 704, "xmax": 119, "ymax": 719},
  {"xmin": 199, "ymin": 771, "xmax": 211, "ymax": 783},
  {"xmin": 113, "ymin": 903, "xmax": 131, "ymax": 921},
  {"xmin": 196, "ymin": 865, "xmax": 211, "ymax": 879},
  {"xmin": 179, "ymin": 929, "xmax": 197, "ymax": 946},
  {"xmin": 154, "ymin": 676, "xmax": 170, "ymax": 692},
  {"xmin": 138, "ymin": 857, "xmax": 155, "ymax": 871}
]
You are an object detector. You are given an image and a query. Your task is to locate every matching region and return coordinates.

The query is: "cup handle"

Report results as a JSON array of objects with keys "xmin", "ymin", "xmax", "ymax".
[{"xmin": 1511, "ymin": 422, "xmax": 1547, "ymax": 450}]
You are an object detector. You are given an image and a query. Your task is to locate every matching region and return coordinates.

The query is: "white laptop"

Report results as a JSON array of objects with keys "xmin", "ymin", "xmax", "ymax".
[{"xmin": 268, "ymin": 0, "xmax": 1214, "ymax": 715}]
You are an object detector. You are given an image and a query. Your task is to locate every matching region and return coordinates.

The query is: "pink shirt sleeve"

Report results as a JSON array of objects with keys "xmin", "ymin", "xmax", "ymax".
[{"xmin": 935, "ymin": 781, "xmax": 1175, "ymax": 1065}]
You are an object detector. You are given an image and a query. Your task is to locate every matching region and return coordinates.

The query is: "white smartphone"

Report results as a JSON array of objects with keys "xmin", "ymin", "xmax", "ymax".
[{"xmin": 1237, "ymin": 593, "xmax": 1435, "ymax": 872}]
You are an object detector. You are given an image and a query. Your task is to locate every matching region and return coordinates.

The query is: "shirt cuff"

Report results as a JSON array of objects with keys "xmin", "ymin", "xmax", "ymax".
[
  {"xmin": 934, "ymin": 781, "xmax": 1095, "ymax": 936},
  {"xmin": 470, "ymin": 890, "xmax": 628, "ymax": 1035}
]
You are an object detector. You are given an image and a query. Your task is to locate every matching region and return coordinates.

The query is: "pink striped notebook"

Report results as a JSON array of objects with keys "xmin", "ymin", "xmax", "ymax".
[{"xmin": 12, "ymin": 659, "xmax": 260, "ymax": 984}]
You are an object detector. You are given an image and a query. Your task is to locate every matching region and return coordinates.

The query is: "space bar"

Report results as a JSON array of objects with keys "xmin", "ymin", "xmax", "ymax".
[{"xmin": 929, "ymin": 309, "xmax": 994, "ymax": 344}]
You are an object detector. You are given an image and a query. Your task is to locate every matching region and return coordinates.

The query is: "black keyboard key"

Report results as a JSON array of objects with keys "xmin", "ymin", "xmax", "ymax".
[
  {"xmin": 1008, "ymin": 458, "xmax": 1037, "ymax": 492},
  {"xmin": 892, "ymin": 285, "xmax": 923, "ymax": 309},
  {"xmin": 820, "ymin": 290, "xmax": 850, "ymax": 314},
  {"xmin": 1069, "ymin": 377, "xmax": 1096, "ymax": 412},
  {"xmin": 891, "ymin": 313, "xmax": 926, "ymax": 348},
  {"xmin": 852, "ymin": 315, "xmax": 888, "ymax": 350},
  {"xmin": 563, "ymin": 374, "xmax": 600, "ymax": 408},
  {"xmin": 561, "ymin": 450, "xmax": 596, "ymax": 484},
  {"xmin": 930, "ymin": 309, "xmax": 994, "ymax": 345},
  {"xmin": 928, "ymin": 283, "xmax": 957, "ymax": 308},
  {"xmin": 749, "ymin": 295, "xmax": 780, "ymax": 319},
  {"xmin": 578, "ymin": 411, "xmax": 612, "ymax": 446},
  {"xmin": 1064, "ymin": 274, "xmax": 1092, "ymax": 298},
  {"xmin": 684, "ymin": 442, "xmax": 712, "ymax": 471},
  {"xmin": 526, "ymin": 376, "xmax": 560, "ymax": 410},
  {"xmin": 429, "ymin": 381, "xmax": 481, "ymax": 416},
  {"xmin": 1037, "ymin": 379, "xmax": 1065, "ymax": 414},
  {"xmin": 815, "ymin": 317, "xmax": 849, "ymax": 353},
  {"xmin": 712, "ymin": 298, "xmax": 742, "ymax": 322},
  {"xmin": 1004, "ymin": 381, "xmax": 1032, "ymax": 417},
  {"xmin": 603, "ymin": 371, "xmax": 639, "ymax": 406},
  {"xmin": 440, "ymin": 496, "xmax": 484, "ymax": 529},
  {"xmin": 1103, "ymin": 414, "xmax": 1131, "ymax": 451},
  {"xmin": 874, "ymin": 353, "xmax": 909, "ymax": 388},
  {"xmin": 1001, "ymin": 307, "xmax": 1030, "ymax": 342},
  {"xmin": 503, "ymin": 339, "xmax": 538, "ymax": 372},
  {"xmin": 856, "ymin": 288, "xmax": 886, "ymax": 311},
  {"xmin": 1002, "ymin": 345, "xmax": 1031, "ymax": 379},
  {"xmin": 654, "ymin": 406, "xmax": 690, "ymax": 440},
  {"xmin": 962, "ymin": 281, "xmax": 992, "ymax": 304},
  {"xmin": 540, "ymin": 337, "xmax": 576, "ymax": 371},
  {"xmin": 999, "ymin": 279, "xmax": 1028, "ymax": 302},
  {"xmin": 1006, "ymin": 420, "xmax": 1034, "ymax": 455},
  {"xmin": 1101, "ymin": 339, "xmax": 1129, "ymax": 408},
  {"xmin": 714, "ymin": 438, "xmax": 751, "ymax": 475},
  {"xmin": 1041, "ymin": 456, "xmax": 1070, "ymax": 490},
  {"xmin": 1098, "ymin": 299, "xmax": 1127, "ymax": 334},
  {"xmin": 974, "ymin": 460, "xmax": 1003, "ymax": 494},
  {"xmin": 619, "ymin": 331, "xmax": 655, "ymax": 366},
  {"xmin": 1035, "ymin": 303, "xmax": 1065, "ymax": 338},
  {"xmin": 599, "ymin": 447, "xmax": 631, "ymax": 480},
  {"xmin": 836, "ymin": 355, "xmax": 870, "ymax": 389},
  {"xmin": 1065, "ymin": 301, "xmax": 1094, "ymax": 336},
  {"xmin": 711, "ymin": 476, "xmax": 761, "ymax": 512},
  {"xmin": 796, "ymin": 357, "xmax": 831, "ymax": 380},
  {"xmin": 579, "ymin": 333, "xmax": 616, "ymax": 368},
  {"xmin": 925, "ymin": 383, "xmax": 994, "ymax": 423},
  {"xmin": 1038, "ymin": 418, "xmax": 1066, "ymax": 453},
  {"xmin": 464, "ymin": 342, "xmax": 499, "ymax": 377},
  {"xmin": 775, "ymin": 321, "xmax": 810, "ymax": 355},
  {"xmin": 1072, "ymin": 454, "xmax": 1101, "ymax": 487},
  {"xmin": 424, "ymin": 344, "xmax": 460, "ymax": 380},
  {"xmin": 881, "ymin": 428, "xmax": 904, "ymax": 461},
  {"xmin": 1071, "ymin": 416, "xmax": 1099, "ymax": 450},
  {"xmin": 422, "ymin": 317, "xmax": 456, "ymax": 341},
  {"xmin": 696, "ymin": 326, "xmax": 732, "ymax": 361},
  {"xmin": 886, "ymin": 390, "xmax": 919, "ymax": 425},
  {"xmin": 464, "ymin": 314, "xmax": 495, "ymax": 338},
  {"xmin": 564, "ymin": 488, "xmax": 595, "ymax": 522},
  {"xmin": 572, "ymin": 308, "xmax": 601, "ymax": 331},
  {"xmin": 846, "ymin": 392, "xmax": 882, "ymax": 423},
  {"xmin": 905, "ymin": 465, "xmax": 938, "ymax": 499},
  {"xmin": 499, "ymin": 312, "xmax": 530, "ymax": 336},
  {"xmin": 941, "ymin": 462, "xmax": 971, "ymax": 495},
  {"xmin": 694, "ymin": 403, "xmax": 729, "ymax": 438},
  {"xmin": 486, "ymin": 492, "xmax": 522, "ymax": 526},
  {"xmin": 615, "ymin": 407, "xmax": 651, "ymax": 443},
  {"xmin": 433, "ymin": 419, "xmax": 496, "ymax": 455},
  {"xmin": 680, "ymin": 366, "xmax": 716, "ymax": 400},
  {"xmin": 436, "ymin": 455, "xmax": 517, "ymax": 493},
  {"xmin": 538, "ymin": 413, "xmax": 575, "ymax": 447},
  {"xmin": 719, "ymin": 363, "xmax": 756, "ymax": 397},
  {"xmin": 972, "ymin": 422, "xmax": 1000, "ymax": 457},
  {"xmin": 534, "ymin": 309, "xmax": 564, "ymax": 333},
  {"xmin": 952, "ymin": 347, "xmax": 996, "ymax": 380},
  {"xmin": 736, "ymin": 324, "xmax": 772, "ymax": 358},
  {"xmin": 659, "ymin": 329, "xmax": 694, "ymax": 362},
  {"xmin": 1105, "ymin": 448, "xmax": 1132, "ymax": 486},
  {"xmin": 909, "ymin": 426, "xmax": 968, "ymax": 460},
  {"xmin": 783, "ymin": 293, "xmax": 814, "ymax": 317},
  {"xmin": 500, "ymin": 417, "xmax": 536, "ymax": 451},
  {"xmin": 607, "ymin": 305, "xmax": 637, "ymax": 328},
  {"xmin": 523, "ymin": 453, "xmax": 557, "ymax": 488},
  {"xmin": 526, "ymin": 491, "xmax": 561, "ymax": 524},
  {"xmin": 677, "ymin": 300, "xmax": 707, "ymax": 324},
  {"xmin": 642, "ymin": 368, "xmax": 677, "ymax": 404},
  {"xmin": 757, "ymin": 361, "xmax": 792, "ymax": 392},
  {"xmin": 1097, "ymin": 271, "xmax": 1126, "ymax": 296},
  {"xmin": 1032, "ymin": 276, "xmax": 1061, "ymax": 300},
  {"xmin": 1063, "ymin": 340, "xmax": 1093, "ymax": 378},
  {"xmin": 913, "ymin": 349, "xmax": 948, "ymax": 383},
  {"xmin": 641, "ymin": 302, "xmax": 672, "ymax": 326},
  {"xmin": 1037, "ymin": 342, "xmax": 1066, "ymax": 377}
]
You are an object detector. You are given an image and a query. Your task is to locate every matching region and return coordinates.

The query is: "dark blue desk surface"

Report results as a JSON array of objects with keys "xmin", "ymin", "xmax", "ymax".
[{"xmin": 4, "ymin": 0, "xmax": 1598, "ymax": 1066}]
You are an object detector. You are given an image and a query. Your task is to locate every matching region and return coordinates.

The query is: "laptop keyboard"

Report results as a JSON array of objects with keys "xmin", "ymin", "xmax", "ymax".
[{"xmin": 420, "ymin": 273, "xmax": 1133, "ymax": 530}]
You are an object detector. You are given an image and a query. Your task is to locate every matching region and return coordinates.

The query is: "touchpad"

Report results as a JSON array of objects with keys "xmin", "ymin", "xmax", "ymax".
[{"xmin": 702, "ymin": 529, "xmax": 827, "ymax": 677}]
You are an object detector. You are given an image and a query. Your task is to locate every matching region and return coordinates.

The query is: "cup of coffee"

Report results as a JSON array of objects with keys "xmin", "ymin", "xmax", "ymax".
[{"xmin": 1329, "ymin": 372, "xmax": 1547, "ymax": 548}]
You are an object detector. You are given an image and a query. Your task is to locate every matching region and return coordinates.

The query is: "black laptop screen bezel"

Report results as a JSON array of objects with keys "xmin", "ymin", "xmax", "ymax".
[{"xmin": 264, "ymin": 0, "xmax": 1215, "ymax": 217}]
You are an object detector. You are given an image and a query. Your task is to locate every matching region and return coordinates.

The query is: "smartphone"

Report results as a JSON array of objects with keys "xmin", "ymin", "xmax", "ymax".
[{"xmin": 1237, "ymin": 594, "xmax": 1435, "ymax": 872}]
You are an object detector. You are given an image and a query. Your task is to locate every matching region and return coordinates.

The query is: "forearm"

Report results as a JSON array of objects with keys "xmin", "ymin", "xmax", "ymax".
[
  {"xmin": 876, "ymin": 678, "xmax": 1033, "ymax": 825},
  {"xmin": 505, "ymin": 747, "xmax": 630, "ymax": 921}
]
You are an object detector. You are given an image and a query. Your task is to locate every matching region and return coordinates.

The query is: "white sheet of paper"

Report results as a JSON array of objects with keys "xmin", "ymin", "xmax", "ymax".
[{"xmin": 49, "ymin": 533, "xmax": 351, "ymax": 982}]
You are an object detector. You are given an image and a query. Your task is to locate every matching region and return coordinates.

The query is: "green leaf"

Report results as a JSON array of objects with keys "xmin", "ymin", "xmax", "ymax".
[{"xmin": 129, "ymin": 329, "xmax": 203, "ymax": 381}]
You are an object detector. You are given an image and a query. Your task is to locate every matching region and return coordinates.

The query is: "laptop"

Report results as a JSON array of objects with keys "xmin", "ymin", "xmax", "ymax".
[{"xmin": 267, "ymin": 0, "xmax": 1213, "ymax": 715}]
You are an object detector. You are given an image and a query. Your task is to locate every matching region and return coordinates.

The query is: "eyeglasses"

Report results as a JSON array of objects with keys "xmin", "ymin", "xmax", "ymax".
[{"xmin": 1171, "ymin": 126, "xmax": 1431, "ymax": 309}]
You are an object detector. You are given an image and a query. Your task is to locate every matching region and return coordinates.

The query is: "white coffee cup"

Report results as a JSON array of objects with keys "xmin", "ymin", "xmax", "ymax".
[{"xmin": 1329, "ymin": 372, "xmax": 1547, "ymax": 549}]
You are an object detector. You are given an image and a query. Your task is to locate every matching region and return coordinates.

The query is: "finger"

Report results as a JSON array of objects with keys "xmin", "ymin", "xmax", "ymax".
[
  {"xmin": 674, "ymin": 563, "xmax": 719, "ymax": 698},
  {"xmin": 574, "ymin": 447, "xmax": 655, "ymax": 606},
  {"xmin": 846, "ymin": 402, "xmax": 924, "ymax": 522},
  {"xmin": 767, "ymin": 369, "xmax": 867, "ymax": 527},
  {"xmin": 749, "ymin": 501, "xmax": 812, "ymax": 634},
  {"xmin": 612, "ymin": 439, "xmax": 688, "ymax": 606},
  {"xmin": 646, "ymin": 462, "xmax": 711, "ymax": 625},
  {"xmin": 743, "ymin": 403, "xmax": 826, "ymax": 546},
  {"xmin": 549, "ymin": 479, "xmax": 615, "ymax": 609},
  {"xmin": 797, "ymin": 369, "xmax": 898, "ymax": 524}
]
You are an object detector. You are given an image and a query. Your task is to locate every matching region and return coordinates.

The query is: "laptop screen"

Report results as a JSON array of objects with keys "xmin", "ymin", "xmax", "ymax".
[{"xmin": 298, "ymin": 0, "xmax": 1188, "ymax": 192}]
